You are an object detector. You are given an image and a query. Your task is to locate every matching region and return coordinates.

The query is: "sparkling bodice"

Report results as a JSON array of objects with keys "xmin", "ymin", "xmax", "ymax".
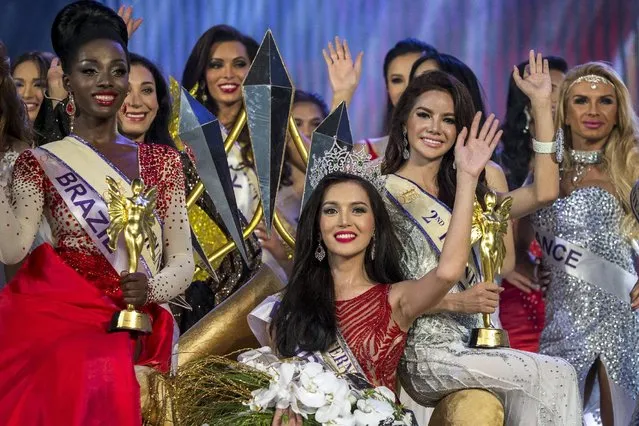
[
  {"xmin": 387, "ymin": 200, "xmax": 482, "ymax": 346},
  {"xmin": 532, "ymin": 186, "xmax": 639, "ymax": 399},
  {"xmin": 4, "ymin": 142, "xmax": 193, "ymax": 304},
  {"xmin": 335, "ymin": 284, "xmax": 406, "ymax": 392}
]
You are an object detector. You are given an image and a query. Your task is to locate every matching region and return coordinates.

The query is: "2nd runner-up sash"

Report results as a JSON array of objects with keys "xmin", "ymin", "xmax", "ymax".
[
  {"xmin": 385, "ymin": 174, "xmax": 481, "ymax": 289},
  {"xmin": 31, "ymin": 136, "xmax": 162, "ymax": 277},
  {"xmin": 535, "ymin": 229, "xmax": 637, "ymax": 305}
]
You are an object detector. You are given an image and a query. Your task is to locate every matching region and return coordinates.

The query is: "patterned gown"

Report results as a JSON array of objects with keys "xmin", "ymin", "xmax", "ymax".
[
  {"xmin": 0, "ymin": 148, "xmax": 51, "ymax": 288},
  {"xmin": 0, "ymin": 140, "xmax": 193, "ymax": 425},
  {"xmin": 387, "ymin": 201, "xmax": 582, "ymax": 426},
  {"xmin": 532, "ymin": 186, "xmax": 639, "ymax": 425},
  {"xmin": 335, "ymin": 284, "xmax": 407, "ymax": 392},
  {"xmin": 1, "ymin": 142, "xmax": 192, "ymax": 301}
]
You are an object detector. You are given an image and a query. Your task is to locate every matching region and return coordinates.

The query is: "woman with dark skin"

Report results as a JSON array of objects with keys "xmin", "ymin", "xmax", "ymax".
[{"xmin": 0, "ymin": 2, "xmax": 192, "ymax": 424}]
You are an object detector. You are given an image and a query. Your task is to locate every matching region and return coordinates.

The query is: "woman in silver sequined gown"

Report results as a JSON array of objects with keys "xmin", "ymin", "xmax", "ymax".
[
  {"xmin": 383, "ymin": 54, "xmax": 581, "ymax": 425},
  {"xmin": 532, "ymin": 63, "xmax": 639, "ymax": 426},
  {"xmin": 391, "ymin": 205, "xmax": 581, "ymax": 425}
]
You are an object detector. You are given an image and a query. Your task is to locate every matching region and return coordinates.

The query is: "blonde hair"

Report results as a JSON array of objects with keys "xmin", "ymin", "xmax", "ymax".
[{"xmin": 555, "ymin": 62, "xmax": 639, "ymax": 240}]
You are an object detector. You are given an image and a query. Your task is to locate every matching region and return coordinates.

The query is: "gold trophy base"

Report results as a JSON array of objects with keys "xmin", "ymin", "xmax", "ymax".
[
  {"xmin": 469, "ymin": 327, "xmax": 510, "ymax": 349},
  {"xmin": 110, "ymin": 305, "xmax": 152, "ymax": 334}
]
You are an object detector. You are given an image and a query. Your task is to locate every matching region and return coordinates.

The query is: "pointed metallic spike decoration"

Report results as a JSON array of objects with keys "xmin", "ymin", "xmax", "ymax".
[
  {"xmin": 168, "ymin": 76, "xmax": 216, "ymax": 275},
  {"xmin": 301, "ymin": 102, "xmax": 353, "ymax": 209},
  {"xmin": 167, "ymin": 77, "xmax": 186, "ymax": 152},
  {"xmin": 242, "ymin": 30, "xmax": 294, "ymax": 233},
  {"xmin": 189, "ymin": 229, "xmax": 217, "ymax": 280},
  {"xmin": 178, "ymin": 87, "xmax": 249, "ymax": 263}
]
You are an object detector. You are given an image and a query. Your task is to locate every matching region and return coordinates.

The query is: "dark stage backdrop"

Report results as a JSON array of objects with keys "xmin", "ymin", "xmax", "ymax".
[{"xmin": 2, "ymin": 0, "xmax": 638, "ymax": 140}]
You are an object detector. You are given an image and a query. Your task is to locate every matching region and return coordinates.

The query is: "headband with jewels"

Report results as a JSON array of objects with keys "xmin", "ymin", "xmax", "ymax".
[
  {"xmin": 301, "ymin": 102, "xmax": 386, "ymax": 210},
  {"xmin": 568, "ymin": 74, "xmax": 615, "ymax": 91}
]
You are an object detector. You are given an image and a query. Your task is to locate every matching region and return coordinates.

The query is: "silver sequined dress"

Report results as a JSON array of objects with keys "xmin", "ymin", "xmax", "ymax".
[
  {"xmin": 387, "ymin": 200, "xmax": 582, "ymax": 426},
  {"xmin": 532, "ymin": 186, "xmax": 639, "ymax": 425}
]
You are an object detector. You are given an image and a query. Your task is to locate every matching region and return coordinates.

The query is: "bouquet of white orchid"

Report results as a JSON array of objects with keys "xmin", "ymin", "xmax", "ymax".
[
  {"xmin": 144, "ymin": 346, "xmax": 415, "ymax": 426},
  {"xmin": 238, "ymin": 347, "xmax": 415, "ymax": 426}
]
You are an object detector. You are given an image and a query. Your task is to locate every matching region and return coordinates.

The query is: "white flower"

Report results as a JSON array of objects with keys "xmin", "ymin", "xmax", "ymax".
[
  {"xmin": 370, "ymin": 386, "xmax": 396, "ymax": 404},
  {"xmin": 323, "ymin": 413, "xmax": 356, "ymax": 426},
  {"xmin": 314, "ymin": 379, "xmax": 353, "ymax": 423},
  {"xmin": 353, "ymin": 397, "xmax": 395, "ymax": 426},
  {"xmin": 238, "ymin": 346, "xmax": 281, "ymax": 373},
  {"xmin": 247, "ymin": 386, "xmax": 278, "ymax": 411},
  {"xmin": 273, "ymin": 362, "xmax": 298, "ymax": 409},
  {"xmin": 246, "ymin": 361, "xmax": 299, "ymax": 411},
  {"xmin": 289, "ymin": 362, "xmax": 354, "ymax": 423}
]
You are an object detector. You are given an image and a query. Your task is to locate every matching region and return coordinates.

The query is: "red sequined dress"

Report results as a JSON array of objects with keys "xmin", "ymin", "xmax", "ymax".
[
  {"xmin": 499, "ymin": 240, "xmax": 545, "ymax": 352},
  {"xmin": 0, "ymin": 139, "xmax": 193, "ymax": 426},
  {"xmin": 335, "ymin": 284, "xmax": 407, "ymax": 392}
]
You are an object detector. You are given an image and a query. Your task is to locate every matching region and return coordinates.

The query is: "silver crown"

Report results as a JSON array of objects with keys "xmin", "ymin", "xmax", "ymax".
[
  {"xmin": 569, "ymin": 74, "xmax": 614, "ymax": 91},
  {"xmin": 308, "ymin": 138, "xmax": 386, "ymax": 194}
]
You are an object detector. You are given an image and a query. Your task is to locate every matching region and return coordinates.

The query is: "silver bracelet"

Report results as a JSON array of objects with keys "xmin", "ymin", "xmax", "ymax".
[{"xmin": 532, "ymin": 138, "xmax": 556, "ymax": 154}]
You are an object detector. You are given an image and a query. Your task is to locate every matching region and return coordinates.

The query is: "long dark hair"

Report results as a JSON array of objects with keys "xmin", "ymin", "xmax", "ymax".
[
  {"xmin": 0, "ymin": 41, "xmax": 32, "ymax": 151},
  {"xmin": 272, "ymin": 172, "xmax": 405, "ymax": 356},
  {"xmin": 409, "ymin": 52, "xmax": 486, "ymax": 119},
  {"xmin": 10, "ymin": 51, "xmax": 54, "ymax": 84},
  {"xmin": 181, "ymin": 25, "xmax": 258, "ymax": 115},
  {"xmin": 382, "ymin": 71, "xmax": 490, "ymax": 209},
  {"xmin": 382, "ymin": 39, "xmax": 437, "ymax": 134},
  {"xmin": 127, "ymin": 53, "xmax": 174, "ymax": 147},
  {"xmin": 182, "ymin": 25, "xmax": 258, "ymax": 169},
  {"xmin": 500, "ymin": 56, "xmax": 568, "ymax": 189}
]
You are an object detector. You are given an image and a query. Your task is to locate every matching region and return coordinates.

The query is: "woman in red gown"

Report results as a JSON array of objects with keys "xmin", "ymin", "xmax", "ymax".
[
  {"xmin": 0, "ymin": 2, "xmax": 193, "ymax": 425},
  {"xmin": 267, "ymin": 104, "xmax": 500, "ymax": 423}
]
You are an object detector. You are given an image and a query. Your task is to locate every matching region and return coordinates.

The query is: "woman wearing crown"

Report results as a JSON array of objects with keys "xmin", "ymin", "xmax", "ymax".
[
  {"xmin": 0, "ymin": 2, "xmax": 193, "ymax": 425},
  {"xmin": 247, "ymin": 96, "xmax": 503, "ymax": 423},
  {"xmin": 383, "ymin": 53, "xmax": 581, "ymax": 424},
  {"xmin": 532, "ymin": 63, "xmax": 639, "ymax": 426}
]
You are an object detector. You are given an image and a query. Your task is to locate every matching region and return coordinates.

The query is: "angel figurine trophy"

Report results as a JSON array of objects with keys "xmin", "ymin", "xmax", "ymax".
[
  {"xmin": 106, "ymin": 176, "xmax": 158, "ymax": 334},
  {"xmin": 469, "ymin": 192, "xmax": 513, "ymax": 348}
]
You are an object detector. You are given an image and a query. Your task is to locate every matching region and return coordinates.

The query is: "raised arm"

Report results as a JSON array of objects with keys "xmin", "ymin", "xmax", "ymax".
[
  {"xmin": 504, "ymin": 50, "xmax": 559, "ymax": 219},
  {"xmin": 391, "ymin": 113, "xmax": 502, "ymax": 328},
  {"xmin": 0, "ymin": 151, "xmax": 44, "ymax": 264},
  {"xmin": 322, "ymin": 37, "xmax": 363, "ymax": 111}
]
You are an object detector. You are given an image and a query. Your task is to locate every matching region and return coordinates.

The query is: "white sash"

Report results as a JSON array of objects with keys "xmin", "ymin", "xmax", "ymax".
[
  {"xmin": 32, "ymin": 136, "xmax": 162, "ymax": 277},
  {"xmin": 385, "ymin": 174, "xmax": 481, "ymax": 289},
  {"xmin": 536, "ymin": 229, "xmax": 636, "ymax": 305}
]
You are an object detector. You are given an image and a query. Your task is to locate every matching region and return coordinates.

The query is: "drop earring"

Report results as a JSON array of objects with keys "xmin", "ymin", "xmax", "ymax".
[
  {"xmin": 370, "ymin": 234, "xmax": 376, "ymax": 260},
  {"xmin": 66, "ymin": 92, "xmax": 76, "ymax": 133},
  {"xmin": 402, "ymin": 128, "xmax": 410, "ymax": 160}
]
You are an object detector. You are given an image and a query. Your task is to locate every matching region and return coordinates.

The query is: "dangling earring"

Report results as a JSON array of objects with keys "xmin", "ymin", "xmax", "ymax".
[
  {"xmin": 555, "ymin": 127, "xmax": 564, "ymax": 164},
  {"xmin": 200, "ymin": 82, "xmax": 208, "ymax": 102},
  {"xmin": 402, "ymin": 128, "xmax": 410, "ymax": 160},
  {"xmin": 66, "ymin": 92, "xmax": 76, "ymax": 133},
  {"xmin": 315, "ymin": 236, "xmax": 326, "ymax": 262},
  {"xmin": 370, "ymin": 234, "xmax": 376, "ymax": 260},
  {"xmin": 523, "ymin": 106, "xmax": 531, "ymax": 135}
]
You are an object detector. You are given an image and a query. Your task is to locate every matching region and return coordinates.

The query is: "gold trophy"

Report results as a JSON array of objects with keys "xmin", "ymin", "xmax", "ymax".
[
  {"xmin": 469, "ymin": 192, "xmax": 513, "ymax": 348},
  {"xmin": 105, "ymin": 176, "xmax": 158, "ymax": 334}
]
